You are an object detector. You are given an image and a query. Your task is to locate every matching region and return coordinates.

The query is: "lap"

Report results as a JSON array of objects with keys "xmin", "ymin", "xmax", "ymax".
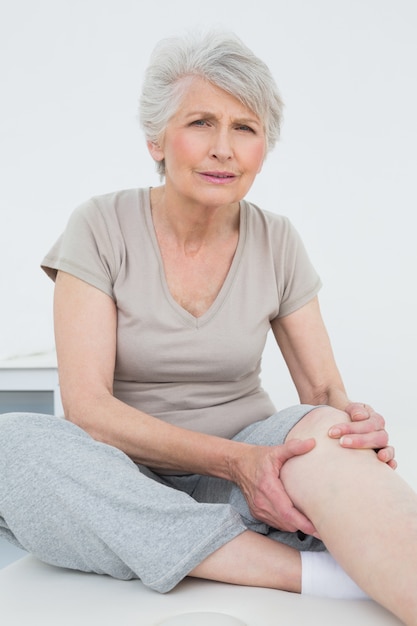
[{"xmin": 0, "ymin": 406, "xmax": 329, "ymax": 557}]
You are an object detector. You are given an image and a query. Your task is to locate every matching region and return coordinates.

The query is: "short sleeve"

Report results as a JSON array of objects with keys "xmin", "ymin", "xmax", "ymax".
[
  {"xmin": 268, "ymin": 214, "xmax": 322, "ymax": 318},
  {"xmin": 41, "ymin": 199, "xmax": 118, "ymax": 299},
  {"xmin": 251, "ymin": 205, "xmax": 322, "ymax": 320}
]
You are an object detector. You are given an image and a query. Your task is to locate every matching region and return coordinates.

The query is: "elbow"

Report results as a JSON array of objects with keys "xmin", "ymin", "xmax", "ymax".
[
  {"xmin": 60, "ymin": 388, "xmax": 110, "ymax": 436},
  {"xmin": 62, "ymin": 398, "xmax": 89, "ymax": 430}
]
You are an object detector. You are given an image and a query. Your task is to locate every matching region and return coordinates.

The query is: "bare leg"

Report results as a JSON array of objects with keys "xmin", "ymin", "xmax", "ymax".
[
  {"xmin": 282, "ymin": 406, "xmax": 417, "ymax": 625},
  {"xmin": 190, "ymin": 529, "xmax": 301, "ymax": 592}
]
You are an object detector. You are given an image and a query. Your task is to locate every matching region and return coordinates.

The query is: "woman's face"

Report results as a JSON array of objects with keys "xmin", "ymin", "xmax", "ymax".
[{"xmin": 148, "ymin": 77, "xmax": 266, "ymax": 209}]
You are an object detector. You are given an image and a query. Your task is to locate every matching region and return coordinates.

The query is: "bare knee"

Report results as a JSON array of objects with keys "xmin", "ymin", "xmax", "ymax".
[
  {"xmin": 282, "ymin": 406, "xmax": 376, "ymax": 517},
  {"xmin": 285, "ymin": 406, "xmax": 350, "ymax": 444}
]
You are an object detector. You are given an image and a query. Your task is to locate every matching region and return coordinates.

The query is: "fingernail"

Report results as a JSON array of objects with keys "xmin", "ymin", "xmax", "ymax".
[
  {"xmin": 341, "ymin": 437, "xmax": 353, "ymax": 446},
  {"xmin": 329, "ymin": 428, "xmax": 341, "ymax": 437}
]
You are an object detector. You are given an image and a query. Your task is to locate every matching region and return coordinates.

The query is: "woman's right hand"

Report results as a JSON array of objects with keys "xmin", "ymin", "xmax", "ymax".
[{"xmin": 230, "ymin": 438, "xmax": 319, "ymax": 537}]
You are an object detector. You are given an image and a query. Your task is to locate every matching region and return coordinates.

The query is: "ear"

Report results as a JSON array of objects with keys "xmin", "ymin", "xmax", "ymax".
[{"xmin": 147, "ymin": 140, "xmax": 164, "ymax": 163}]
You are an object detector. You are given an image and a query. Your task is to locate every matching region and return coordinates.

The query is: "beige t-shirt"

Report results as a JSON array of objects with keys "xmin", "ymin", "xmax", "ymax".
[{"xmin": 42, "ymin": 188, "xmax": 321, "ymax": 439}]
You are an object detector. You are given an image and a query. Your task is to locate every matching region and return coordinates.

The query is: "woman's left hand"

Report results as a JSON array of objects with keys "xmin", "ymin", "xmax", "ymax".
[{"xmin": 328, "ymin": 402, "xmax": 397, "ymax": 469}]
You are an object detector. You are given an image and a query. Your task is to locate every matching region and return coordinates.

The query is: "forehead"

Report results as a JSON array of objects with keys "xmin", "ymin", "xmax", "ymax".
[{"xmin": 173, "ymin": 76, "xmax": 260, "ymax": 121}]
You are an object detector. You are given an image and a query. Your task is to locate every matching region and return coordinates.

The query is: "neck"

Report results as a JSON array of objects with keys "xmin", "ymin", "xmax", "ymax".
[{"xmin": 150, "ymin": 185, "xmax": 240, "ymax": 250}]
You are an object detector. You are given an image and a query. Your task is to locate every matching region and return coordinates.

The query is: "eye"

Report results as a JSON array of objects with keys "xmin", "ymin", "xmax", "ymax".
[
  {"xmin": 236, "ymin": 124, "xmax": 255, "ymax": 133},
  {"xmin": 190, "ymin": 119, "xmax": 210, "ymax": 127}
]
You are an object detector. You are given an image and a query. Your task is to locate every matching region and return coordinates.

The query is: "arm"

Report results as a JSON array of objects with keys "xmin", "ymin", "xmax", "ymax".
[
  {"xmin": 271, "ymin": 296, "xmax": 395, "ymax": 466},
  {"xmin": 53, "ymin": 270, "xmax": 318, "ymax": 533},
  {"xmin": 54, "ymin": 270, "xmax": 244, "ymax": 475}
]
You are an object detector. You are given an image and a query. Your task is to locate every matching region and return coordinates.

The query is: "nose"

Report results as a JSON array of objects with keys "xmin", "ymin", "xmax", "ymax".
[{"xmin": 210, "ymin": 128, "xmax": 233, "ymax": 161}]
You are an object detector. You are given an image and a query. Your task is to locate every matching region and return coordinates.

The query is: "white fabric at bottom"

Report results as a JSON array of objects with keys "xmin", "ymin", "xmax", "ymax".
[{"xmin": 301, "ymin": 551, "xmax": 369, "ymax": 599}]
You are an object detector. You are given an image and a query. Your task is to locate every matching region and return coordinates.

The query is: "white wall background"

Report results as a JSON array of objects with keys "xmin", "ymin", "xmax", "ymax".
[{"xmin": 1, "ymin": 0, "xmax": 416, "ymax": 458}]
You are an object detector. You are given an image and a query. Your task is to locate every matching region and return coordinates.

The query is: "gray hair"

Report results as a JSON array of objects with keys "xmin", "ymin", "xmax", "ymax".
[{"xmin": 139, "ymin": 30, "xmax": 284, "ymax": 177}]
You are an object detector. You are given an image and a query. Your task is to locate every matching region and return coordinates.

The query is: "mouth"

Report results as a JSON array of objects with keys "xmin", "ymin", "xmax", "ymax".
[{"xmin": 198, "ymin": 171, "xmax": 238, "ymax": 184}]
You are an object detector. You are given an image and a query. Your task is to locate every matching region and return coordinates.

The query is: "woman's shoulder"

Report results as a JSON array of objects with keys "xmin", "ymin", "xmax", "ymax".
[
  {"xmin": 72, "ymin": 187, "xmax": 149, "ymax": 223},
  {"xmin": 242, "ymin": 199, "xmax": 294, "ymax": 237}
]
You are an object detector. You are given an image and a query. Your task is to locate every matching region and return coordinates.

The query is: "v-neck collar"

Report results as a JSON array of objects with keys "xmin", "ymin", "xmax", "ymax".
[{"xmin": 143, "ymin": 188, "xmax": 247, "ymax": 328}]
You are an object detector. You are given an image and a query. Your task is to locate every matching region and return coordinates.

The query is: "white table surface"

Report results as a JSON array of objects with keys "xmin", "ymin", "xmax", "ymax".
[{"xmin": 0, "ymin": 555, "xmax": 403, "ymax": 625}]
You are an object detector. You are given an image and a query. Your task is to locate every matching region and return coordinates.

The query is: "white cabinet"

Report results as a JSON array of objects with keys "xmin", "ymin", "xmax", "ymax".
[{"xmin": 0, "ymin": 352, "xmax": 63, "ymax": 416}]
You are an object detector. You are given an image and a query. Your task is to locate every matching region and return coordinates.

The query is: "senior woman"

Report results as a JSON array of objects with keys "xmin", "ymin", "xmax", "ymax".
[{"xmin": 1, "ymin": 31, "xmax": 417, "ymax": 625}]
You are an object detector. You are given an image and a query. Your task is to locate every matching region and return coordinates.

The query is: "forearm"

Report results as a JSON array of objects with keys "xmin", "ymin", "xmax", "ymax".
[
  {"xmin": 64, "ymin": 391, "xmax": 248, "ymax": 479},
  {"xmin": 302, "ymin": 385, "xmax": 351, "ymax": 413},
  {"xmin": 327, "ymin": 391, "xmax": 350, "ymax": 411}
]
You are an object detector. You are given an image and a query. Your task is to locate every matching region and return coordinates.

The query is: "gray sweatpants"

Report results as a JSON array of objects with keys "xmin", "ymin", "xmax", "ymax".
[{"xmin": 0, "ymin": 406, "xmax": 324, "ymax": 592}]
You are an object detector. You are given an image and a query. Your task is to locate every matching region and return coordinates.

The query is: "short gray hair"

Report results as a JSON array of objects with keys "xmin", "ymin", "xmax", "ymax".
[{"xmin": 139, "ymin": 30, "xmax": 284, "ymax": 177}]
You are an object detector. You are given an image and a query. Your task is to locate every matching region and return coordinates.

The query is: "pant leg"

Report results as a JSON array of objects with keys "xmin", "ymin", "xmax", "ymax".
[
  {"xmin": 0, "ymin": 413, "xmax": 246, "ymax": 592},
  {"xmin": 167, "ymin": 406, "xmax": 326, "ymax": 552}
]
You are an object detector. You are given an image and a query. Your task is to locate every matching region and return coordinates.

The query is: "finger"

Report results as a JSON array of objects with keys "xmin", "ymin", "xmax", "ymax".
[
  {"xmin": 291, "ymin": 510, "xmax": 319, "ymax": 538},
  {"xmin": 268, "ymin": 499, "xmax": 318, "ymax": 537},
  {"xmin": 277, "ymin": 438, "xmax": 316, "ymax": 463},
  {"xmin": 376, "ymin": 445, "xmax": 396, "ymax": 464},
  {"xmin": 345, "ymin": 403, "xmax": 386, "ymax": 427},
  {"xmin": 339, "ymin": 430, "xmax": 389, "ymax": 450},
  {"xmin": 329, "ymin": 416, "xmax": 385, "ymax": 438},
  {"xmin": 345, "ymin": 402, "xmax": 371, "ymax": 421}
]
